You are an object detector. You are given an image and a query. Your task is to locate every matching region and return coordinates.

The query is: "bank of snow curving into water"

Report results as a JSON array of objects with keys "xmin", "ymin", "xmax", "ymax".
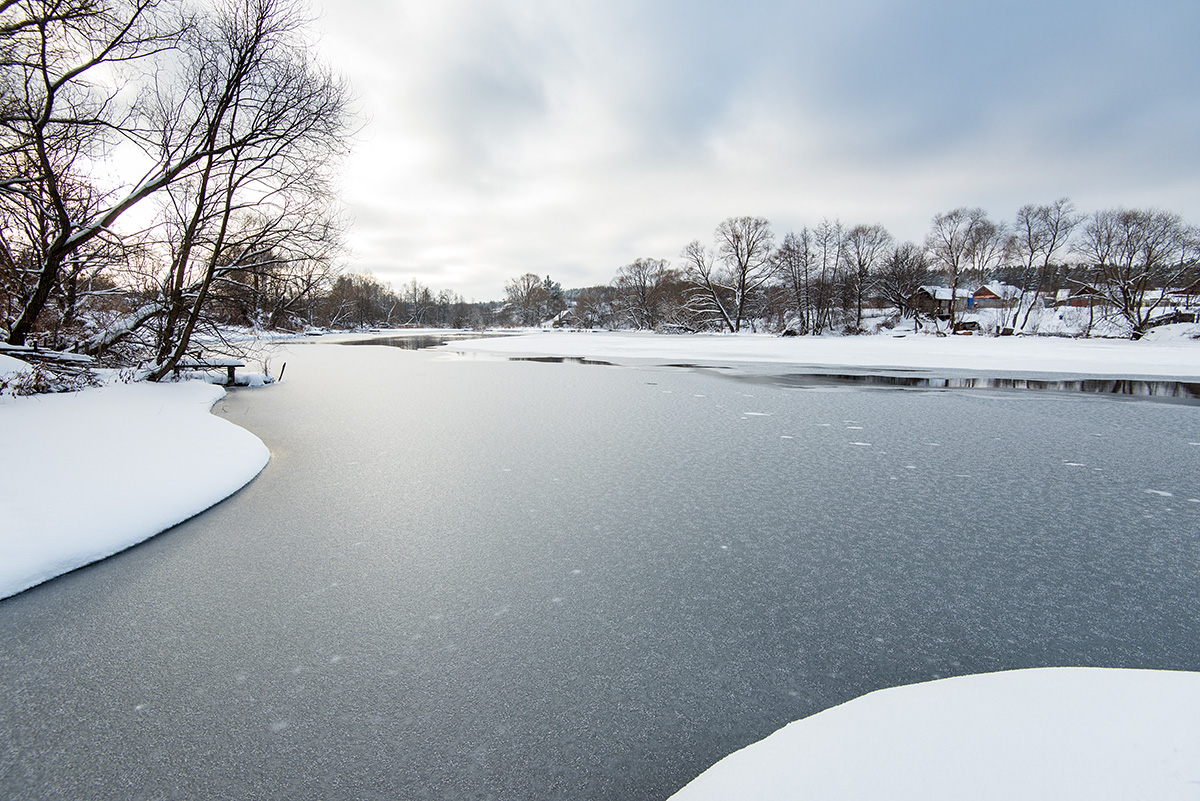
[
  {"xmin": 669, "ymin": 667, "xmax": 1200, "ymax": 801},
  {"xmin": 0, "ymin": 381, "xmax": 269, "ymax": 599}
]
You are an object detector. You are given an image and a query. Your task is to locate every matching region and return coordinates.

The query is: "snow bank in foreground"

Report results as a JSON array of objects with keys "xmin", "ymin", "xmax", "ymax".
[
  {"xmin": 669, "ymin": 668, "xmax": 1200, "ymax": 801},
  {"xmin": 444, "ymin": 331, "xmax": 1200, "ymax": 379},
  {"xmin": 0, "ymin": 381, "xmax": 269, "ymax": 599}
]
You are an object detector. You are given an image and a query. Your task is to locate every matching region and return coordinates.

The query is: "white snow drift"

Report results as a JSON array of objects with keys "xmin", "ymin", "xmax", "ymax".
[
  {"xmin": 669, "ymin": 667, "xmax": 1200, "ymax": 801},
  {"xmin": 0, "ymin": 380, "xmax": 269, "ymax": 599}
]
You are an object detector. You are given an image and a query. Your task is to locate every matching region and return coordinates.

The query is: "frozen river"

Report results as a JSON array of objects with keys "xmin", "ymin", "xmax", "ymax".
[{"xmin": 3, "ymin": 341, "xmax": 1200, "ymax": 800}]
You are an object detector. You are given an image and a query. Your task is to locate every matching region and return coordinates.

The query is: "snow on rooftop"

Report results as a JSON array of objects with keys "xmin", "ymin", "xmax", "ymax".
[
  {"xmin": 918, "ymin": 285, "xmax": 973, "ymax": 300},
  {"xmin": 978, "ymin": 281, "xmax": 1022, "ymax": 300}
]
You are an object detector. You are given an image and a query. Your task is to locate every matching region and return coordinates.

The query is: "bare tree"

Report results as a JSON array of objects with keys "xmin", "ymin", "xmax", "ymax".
[
  {"xmin": 398, "ymin": 279, "xmax": 433, "ymax": 326},
  {"xmin": 925, "ymin": 207, "xmax": 998, "ymax": 328},
  {"xmin": 679, "ymin": 238, "xmax": 729, "ymax": 332},
  {"xmin": 1, "ymin": 0, "xmax": 190, "ymax": 345},
  {"xmin": 680, "ymin": 217, "xmax": 775, "ymax": 333},
  {"xmin": 142, "ymin": 0, "xmax": 350, "ymax": 378},
  {"xmin": 841, "ymin": 223, "xmax": 892, "ymax": 332},
  {"xmin": 211, "ymin": 242, "xmax": 337, "ymax": 330},
  {"xmin": 504, "ymin": 272, "xmax": 547, "ymax": 326},
  {"xmin": 611, "ymin": 257, "xmax": 676, "ymax": 330},
  {"xmin": 810, "ymin": 218, "xmax": 843, "ymax": 334},
  {"xmin": 715, "ymin": 216, "xmax": 775, "ymax": 331},
  {"xmin": 875, "ymin": 241, "xmax": 929, "ymax": 323},
  {"xmin": 315, "ymin": 272, "xmax": 395, "ymax": 329},
  {"xmin": 572, "ymin": 285, "xmax": 615, "ymax": 329},
  {"xmin": 773, "ymin": 228, "xmax": 814, "ymax": 334},
  {"xmin": 965, "ymin": 213, "xmax": 1008, "ymax": 287},
  {"xmin": 0, "ymin": 0, "xmax": 349, "ymax": 369},
  {"xmin": 1006, "ymin": 198, "xmax": 1080, "ymax": 330},
  {"xmin": 1072, "ymin": 207, "xmax": 1198, "ymax": 338}
]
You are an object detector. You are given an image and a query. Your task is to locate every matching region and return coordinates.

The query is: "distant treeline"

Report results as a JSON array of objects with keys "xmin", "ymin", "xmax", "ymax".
[
  {"xmin": 501, "ymin": 203, "xmax": 1199, "ymax": 339},
  {"xmin": 5, "ymin": 0, "xmax": 1198, "ymax": 390}
]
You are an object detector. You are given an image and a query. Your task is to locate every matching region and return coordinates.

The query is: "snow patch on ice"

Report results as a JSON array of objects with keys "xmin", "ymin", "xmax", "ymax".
[
  {"xmin": 0, "ymin": 381, "xmax": 269, "ymax": 599},
  {"xmin": 668, "ymin": 668, "xmax": 1200, "ymax": 801}
]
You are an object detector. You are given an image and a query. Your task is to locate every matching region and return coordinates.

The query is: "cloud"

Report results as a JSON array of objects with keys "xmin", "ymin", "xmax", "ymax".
[{"xmin": 312, "ymin": 0, "xmax": 1200, "ymax": 300}]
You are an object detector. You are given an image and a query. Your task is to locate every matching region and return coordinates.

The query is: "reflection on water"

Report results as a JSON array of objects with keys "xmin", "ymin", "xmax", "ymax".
[
  {"xmin": 734, "ymin": 371, "xmax": 1200, "ymax": 402},
  {"xmin": 339, "ymin": 332, "xmax": 512, "ymax": 350},
  {"xmin": 342, "ymin": 333, "xmax": 1200, "ymax": 403},
  {"xmin": 509, "ymin": 356, "xmax": 614, "ymax": 366}
]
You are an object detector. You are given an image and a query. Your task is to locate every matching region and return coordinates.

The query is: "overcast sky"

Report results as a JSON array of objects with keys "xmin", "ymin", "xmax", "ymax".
[{"xmin": 307, "ymin": 0, "xmax": 1200, "ymax": 301}]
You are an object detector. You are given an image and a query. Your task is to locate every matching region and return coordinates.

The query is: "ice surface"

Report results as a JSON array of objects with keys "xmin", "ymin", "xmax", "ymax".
[
  {"xmin": 3, "ymin": 340, "xmax": 1199, "ymax": 800},
  {"xmin": 668, "ymin": 668, "xmax": 1200, "ymax": 801},
  {"xmin": 0, "ymin": 381, "xmax": 269, "ymax": 598}
]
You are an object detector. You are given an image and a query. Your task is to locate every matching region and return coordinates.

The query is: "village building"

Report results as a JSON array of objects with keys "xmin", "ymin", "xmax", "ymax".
[
  {"xmin": 971, "ymin": 283, "xmax": 1022, "ymax": 309},
  {"xmin": 911, "ymin": 286, "xmax": 973, "ymax": 318},
  {"xmin": 1054, "ymin": 286, "xmax": 1103, "ymax": 308}
]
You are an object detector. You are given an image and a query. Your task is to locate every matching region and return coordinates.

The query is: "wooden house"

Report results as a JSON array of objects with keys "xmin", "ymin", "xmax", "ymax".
[
  {"xmin": 1054, "ymin": 286, "xmax": 1103, "ymax": 308},
  {"xmin": 911, "ymin": 286, "xmax": 972, "ymax": 318},
  {"xmin": 971, "ymin": 283, "xmax": 1021, "ymax": 309}
]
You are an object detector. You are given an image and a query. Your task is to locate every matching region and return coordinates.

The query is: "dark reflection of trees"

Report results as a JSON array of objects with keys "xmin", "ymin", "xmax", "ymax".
[{"xmin": 759, "ymin": 373, "xmax": 1200, "ymax": 400}]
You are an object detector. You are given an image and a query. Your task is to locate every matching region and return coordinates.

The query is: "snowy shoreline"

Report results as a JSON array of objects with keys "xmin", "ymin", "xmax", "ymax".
[
  {"xmin": 435, "ymin": 328, "xmax": 1200, "ymax": 380},
  {"xmin": 0, "ymin": 380, "xmax": 269, "ymax": 599}
]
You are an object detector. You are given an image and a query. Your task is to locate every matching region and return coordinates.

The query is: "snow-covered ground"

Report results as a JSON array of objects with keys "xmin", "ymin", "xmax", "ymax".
[
  {"xmin": 441, "ymin": 328, "xmax": 1200, "ymax": 378},
  {"xmin": 669, "ymin": 668, "xmax": 1200, "ymax": 801},
  {"xmin": 0, "ymin": 379, "xmax": 269, "ymax": 599},
  {"xmin": 0, "ymin": 351, "xmax": 34, "ymax": 379}
]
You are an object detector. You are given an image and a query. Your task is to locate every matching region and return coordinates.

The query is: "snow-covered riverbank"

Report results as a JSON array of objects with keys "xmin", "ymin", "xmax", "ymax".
[
  {"xmin": 0, "ymin": 380, "xmax": 269, "ymax": 599},
  {"xmin": 440, "ymin": 328, "xmax": 1200, "ymax": 378}
]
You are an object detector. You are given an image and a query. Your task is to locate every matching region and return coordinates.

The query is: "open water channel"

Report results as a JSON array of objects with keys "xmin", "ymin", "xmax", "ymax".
[{"xmin": 2, "ymin": 338, "xmax": 1199, "ymax": 800}]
